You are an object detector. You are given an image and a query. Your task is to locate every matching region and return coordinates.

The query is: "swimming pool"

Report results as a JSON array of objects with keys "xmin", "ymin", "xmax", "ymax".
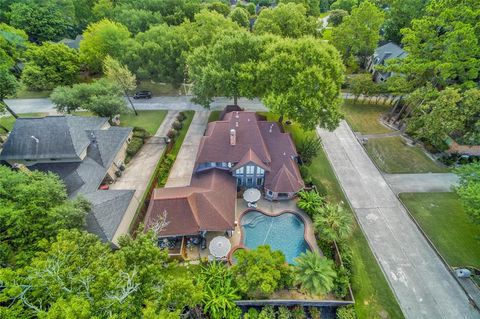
[{"xmin": 240, "ymin": 211, "xmax": 310, "ymax": 264}]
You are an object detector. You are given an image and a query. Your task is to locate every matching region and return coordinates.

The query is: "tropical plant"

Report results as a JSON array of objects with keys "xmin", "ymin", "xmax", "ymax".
[
  {"xmin": 258, "ymin": 305, "xmax": 276, "ymax": 319},
  {"xmin": 297, "ymin": 190, "xmax": 325, "ymax": 216},
  {"xmin": 232, "ymin": 245, "xmax": 292, "ymax": 298},
  {"xmin": 336, "ymin": 305, "xmax": 357, "ymax": 319},
  {"xmin": 333, "ymin": 265, "xmax": 350, "ymax": 298},
  {"xmin": 198, "ymin": 261, "xmax": 241, "ymax": 319},
  {"xmin": 298, "ymin": 136, "xmax": 322, "ymax": 164},
  {"xmin": 294, "ymin": 251, "xmax": 336, "ymax": 295},
  {"xmin": 308, "ymin": 306, "xmax": 322, "ymax": 319},
  {"xmin": 313, "ymin": 203, "xmax": 354, "ymax": 243},
  {"xmin": 278, "ymin": 306, "xmax": 291, "ymax": 319}
]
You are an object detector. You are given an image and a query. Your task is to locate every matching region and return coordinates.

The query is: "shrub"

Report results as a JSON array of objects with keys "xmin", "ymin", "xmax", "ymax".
[
  {"xmin": 297, "ymin": 190, "xmax": 325, "ymax": 216},
  {"xmin": 333, "ymin": 265, "xmax": 351, "ymax": 298},
  {"xmin": 176, "ymin": 113, "xmax": 185, "ymax": 122},
  {"xmin": 300, "ymin": 165, "xmax": 313, "ymax": 185},
  {"xmin": 133, "ymin": 126, "xmax": 149, "ymax": 139},
  {"xmin": 336, "ymin": 305, "xmax": 356, "ymax": 319},
  {"xmin": 167, "ymin": 129, "xmax": 177, "ymax": 139},
  {"xmin": 277, "ymin": 306, "xmax": 290, "ymax": 319},
  {"xmin": 337, "ymin": 242, "xmax": 353, "ymax": 272},
  {"xmin": 258, "ymin": 306, "xmax": 275, "ymax": 319},
  {"xmin": 298, "ymin": 136, "xmax": 322, "ymax": 164},
  {"xmin": 294, "ymin": 251, "xmax": 336, "ymax": 295},
  {"xmin": 291, "ymin": 306, "xmax": 306, "ymax": 319},
  {"xmin": 172, "ymin": 120, "xmax": 183, "ymax": 130},
  {"xmin": 126, "ymin": 137, "xmax": 143, "ymax": 157},
  {"xmin": 308, "ymin": 307, "xmax": 322, "ymax": 319},
  {"xmin": 244, "ymin": 308, "xmax": 259, "ymax": 319},
  {"xmin": 328, "ymin": 9, "xmax": 348, "ymax": 26},
  {"xmin": 179, "ymin": 111, "xmax": 186, "ymax": 120}
]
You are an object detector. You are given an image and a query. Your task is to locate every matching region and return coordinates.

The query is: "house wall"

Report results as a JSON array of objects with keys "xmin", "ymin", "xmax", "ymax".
[
  {"xmin": 106, "ymin": 132, "xmax": 132, "ymax": 181},
  {"xmin": 232, "ymin": 163, "xmax": 265, "ymax": 188},
  {"xmin": 264, "ymin": 189, "xmax": 296, "ymax": 201}
]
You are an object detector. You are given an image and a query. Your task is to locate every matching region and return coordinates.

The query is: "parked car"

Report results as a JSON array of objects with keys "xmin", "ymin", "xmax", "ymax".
[{"xmin": 133, "ymin": 91, "xmax": 152, "ymax": 99}]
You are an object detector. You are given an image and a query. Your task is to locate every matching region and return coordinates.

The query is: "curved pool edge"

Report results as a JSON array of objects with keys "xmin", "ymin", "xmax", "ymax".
[{"xmin": 236, "ymin": 208, "xmax": 321, "ymax": 259}]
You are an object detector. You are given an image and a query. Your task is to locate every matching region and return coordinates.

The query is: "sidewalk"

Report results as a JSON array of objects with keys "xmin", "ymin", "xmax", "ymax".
[
  {"xmin": 317, "ymin": 121, "xmax": 478, "ymax": 319},
  {"xmin": 165, "ymin": 111, "xmax": 210, "ymax": 188},
  {"xmin": 110, "ymin": 111, "xmax": 178, "ymax": 242}
]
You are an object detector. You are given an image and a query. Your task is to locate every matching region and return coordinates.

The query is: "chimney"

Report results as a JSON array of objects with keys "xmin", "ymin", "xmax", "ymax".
[{"xmin": 230, "ymin": 129, "xmax": 236, "ymax": 146}]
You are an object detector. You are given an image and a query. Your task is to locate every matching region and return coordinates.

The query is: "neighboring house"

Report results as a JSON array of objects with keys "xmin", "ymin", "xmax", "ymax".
[
  {"xmin": 0, "ymin": 115, "xmax": 135, "ymax": 244},
  {"xmin": 58, "ymin": 35, "xmax": 83, "ymax": 50},
  {"xmin": 145, "ymin": 107, "xmax": 304, "ymax": 239},
  {"xmin": 366, "ymin": 42, "xmax": 407, "ymax": 82}
]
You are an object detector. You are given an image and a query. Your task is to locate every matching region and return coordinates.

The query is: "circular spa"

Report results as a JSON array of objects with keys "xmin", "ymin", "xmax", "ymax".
[{"xmin": 240, "ymin": 211, "xmax": 310, "ymax": 264}]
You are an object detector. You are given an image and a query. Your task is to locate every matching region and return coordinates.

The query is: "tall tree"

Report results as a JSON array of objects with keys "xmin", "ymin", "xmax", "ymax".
[
  {"xmin": 313, "ymin": 203, "xmax": 354, "ymax": 242},
  {"xmin": 103, "ymin": 55, "xmax": 138, "ymax": 115},
  {"xmin": 187, "ymin": 30, "xmax": 263, "ymax": 107},
  {"xmin": 50, "ymin": 78, "xmax": 129, "ymax": 119},
  {"xmin": 332, "ymin": 1, "xmax": 385, "ymax": 64},
  {"xmin": 253, "ymin": 3, "xmax": 318, "ymax": 38},
  {"xmin": 386, "ymin": 0, "xmax": 480, "ymax": 90},
  {"xmin": 21, "ymin": 42, "xmax": 80, "ymax": 90},
  {"xmin": 80, "ymin": 19, "xmax": 131, "ymax": 73},
  {"xmin": 294, "ymin": 251, "xmax": 337, "ymax": 295},
  {"xmin": 229, "ymin": 7, "xmax": 250, "ymax": 28},
  {"xmin": 0, "ymin": 23, "xmax": 28, "ymax": 70},
  {"xmin": 330, "ymin": 0, "xmax": 357, "ymax": 13},
  {"xmin": 0, "ymin": 167, "xmax": 89, "ymax": 267},
  {"xmin": 0, "ymin": 67, "xmax": 19, "ymax": 120},
  {"xmin": 255, "ymin": 36, "xmax": 345, "ymax": 130},
  {"xmin": 454, "ymin": 161, "xmax": 480, "ymax": 225},
  {"xmin": 9, "ymin": 0, "xmax": 76, "ymax": 42},
  {"xmin": 279, "ymin": 0, "xmax": 321, "ymax": 16},
  {"xmin": 383, "ymin": 0, "xmax": 428, "ymax": 43}
]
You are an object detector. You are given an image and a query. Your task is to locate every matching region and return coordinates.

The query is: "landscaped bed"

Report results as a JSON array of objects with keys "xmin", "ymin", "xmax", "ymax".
[
  {"xmin": 399, "ymin": 192, "xmax": 480, "ymax": 269},
  {"xmin": 260, "ymin": 112, "xmax": 404, "ymax": 319},
  {"xmin": 365, "ymin": 136, "xmax": 448, "ymax": 174},
  {"xmin": 341, "ymin": 100, "xmax": 392, "ymax": 134}
]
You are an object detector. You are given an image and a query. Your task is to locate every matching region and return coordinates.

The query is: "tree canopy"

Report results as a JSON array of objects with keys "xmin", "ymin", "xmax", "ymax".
[
  {"xmin": 382, "ymin": 0, "xmax": 428, "ymax": 43},
  {"xmin": 0, "ymin": 166, "xmax": 89, "ymax": 267},
  {"xmin": 22, "ymin": 42, "xmax": 79, "ymax": 90},
  {"xmin": 229, "ymin": 7, "xmax": 250, "ymax": 28},
  {"xmin": 253, "ymin": 3, "xmax": 318, "ymax": 38},
  {"xmin": 50, "ymin": 78, "xmax": 129, "ymax": 118},
  {"xmin": 255, "ymin": 36, "xmax": 345, "ymax": 130},
  {"xmin": 0, "ymin": 23, "xmax": 28, "ymax": 70},
  {"xmin": 454, "ymin": 161, "xmax": 480, "ymax": 225},
  {"xmin": 80, "ymin": 19, "xmax": 131, "ymax": 73}
]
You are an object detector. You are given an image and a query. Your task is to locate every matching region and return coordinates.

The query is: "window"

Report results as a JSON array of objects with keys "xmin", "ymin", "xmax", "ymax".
[
  {"xmin": 236, "ymin": 167, "xmax": 244, "ymax": 174},
  {"xmin": 257, "ymin": 167, "xmax": 264, "ymax": 175},
  {"xmin": 278, "ymin": 193, "xmax": 289, "ymax": 198},
  {"xmin": 246, "ymin": 165, "xmax": 254, "ymax": 175},
  {"xmin": 256, "ymin": 178, "xmax": 263, "ymax": 186},
  {"xmin": 216, "ymin": 162, "xmax": 223, "ymax": 167},
  {"xmin": 246, "ymin": 178, "xmax": 253, "ymax": 186},
  {"xmin": 236, "ymin": 178, "xmax": 242, "ymax": 187}
]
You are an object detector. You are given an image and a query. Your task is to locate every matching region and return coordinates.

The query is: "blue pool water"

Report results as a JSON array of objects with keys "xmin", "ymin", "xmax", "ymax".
[{"xmin": 241, "ymin": 211, "xmax": 309, "ymax": 264}]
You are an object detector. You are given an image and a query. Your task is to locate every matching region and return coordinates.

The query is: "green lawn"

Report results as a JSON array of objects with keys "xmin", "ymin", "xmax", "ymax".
[
  {"xmin": 260, "ymin": 112, "xmax": 404, "ymax": 319},
  {"xmin": 0, "ymin": 112, "xmax": 48, "ymax": 131},
  {"xmin": 342, "ymin": 100, "xmax": 392, "ymax": 134},
  {"xmin": 118, "ymin": 110, "xmax": 167, "ymax": 135},
  {"xmin": 136, "ymin": 80, "xmax": 181, "ymax": 96},
  {"xmin": 365, "ymin": 137, "xmax": 448, "ymax": 174},
  {"xmin": 12, "ymin": 83, "xmax": 52, "ymax": 99},
  {"xmin": 208, "ymin": 110, "xmax": 221, "ymax": 123},
  {"xmin": 400, "ymin": 193, "xmax": 480, "ymax": 268}
]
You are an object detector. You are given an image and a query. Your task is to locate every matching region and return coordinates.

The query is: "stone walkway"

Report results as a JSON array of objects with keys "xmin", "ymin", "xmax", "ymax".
[
  {"xmin": 384, "ymin": 173, "xmax": 459, "ymax": 194},
  {"xmin": 317, "ymin": 121, "xmax": 479, "ymax": 319},
  {"xmin": 165, "ymin": 111, "xmax": 210, "ymax": 188},
  {"xmin": 110, "ymin": 111, "xmax": 178, "ymax": 241}
]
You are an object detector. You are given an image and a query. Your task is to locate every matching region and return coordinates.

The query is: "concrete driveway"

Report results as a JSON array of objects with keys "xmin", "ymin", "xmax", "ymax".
[
  {"xmin": 317, "ymin": 121, "xmax": 479, "ymax": 319},
  {"xmin": 165, "ymin": 111, "xmax": 210, "ymax": 187}
]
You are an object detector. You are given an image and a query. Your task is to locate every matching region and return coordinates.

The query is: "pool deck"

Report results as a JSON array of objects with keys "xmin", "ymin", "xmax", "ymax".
[{"xmin": 231, "ymin": 198, "xmax": 321, "ymax": 255}]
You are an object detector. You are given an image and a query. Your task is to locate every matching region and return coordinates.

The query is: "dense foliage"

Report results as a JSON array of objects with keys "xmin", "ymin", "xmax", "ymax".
[
  {"xmin": 454, "ymin": 162, "xmax": 480, "ymax": 225},
  {"xmin": 294, "ymin": 251, "xmax": 337, "ymax": 295}
]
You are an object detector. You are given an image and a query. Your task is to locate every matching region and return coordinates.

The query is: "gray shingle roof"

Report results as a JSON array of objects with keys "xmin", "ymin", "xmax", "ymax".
[
  {"xmin": 83, "ymin": 190, "xmax": 134, "ymax": 242},
  {"xmin": 0, "ymin": 116, "xmax": 108, "ymax": 161},
  {"xmin": 373, "ymin": 42, "xmax": 407, "ymax": 65}
]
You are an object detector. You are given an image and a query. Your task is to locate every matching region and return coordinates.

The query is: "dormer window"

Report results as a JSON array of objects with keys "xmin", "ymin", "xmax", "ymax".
[{"xmin": 246, "ymin": 165, "xmax": 254, "ymax": 175}]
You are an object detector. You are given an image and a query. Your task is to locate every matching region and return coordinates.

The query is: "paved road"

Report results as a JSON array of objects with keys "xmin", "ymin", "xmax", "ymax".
[
  {"xmin": 165, "ymin": 111, "xmax": 210, "ymax": 188},
  {"xmin": 110, "ymin": 111, "xmax": 178, "ymax": 242},
  {"xmin": 384, "ymin": 173, "xmax": 459, "ymax": 194},
  {"xmin": 4, "ymin": 96, "xmax": 268, "ymax": 114},
  {"xmin": 317, "ymin": 121, "xmax": 479, "ymax": 319}
]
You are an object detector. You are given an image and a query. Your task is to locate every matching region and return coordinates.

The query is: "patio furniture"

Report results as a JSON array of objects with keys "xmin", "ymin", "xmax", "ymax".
[
  {"xmin": 208, "ymin": 236, "xmax": 232, "ymax": 258},
  {"xmin": 243, "ymin": 188, "xmax": 261, "ymax": 204},
  {"xmin": 247, "ymin": 202, "xmax": 257, "ymax": 208}
]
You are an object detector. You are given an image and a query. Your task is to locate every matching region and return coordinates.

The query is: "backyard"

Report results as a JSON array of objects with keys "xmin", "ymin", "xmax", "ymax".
[
  {"xmin": 261, "ymin": 113, "xmax": 404, "ymax": 319},
  {"xmin": 399, "ymin": 192, "xmax": 480, "ymax": 268},
  {"xmin": 365, "ymin": 137, "xmax": 449, "ymax": 174}
]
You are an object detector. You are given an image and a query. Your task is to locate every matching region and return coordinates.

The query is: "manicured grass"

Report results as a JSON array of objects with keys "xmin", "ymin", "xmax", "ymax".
[
  {"xmin": 365, "ymin": 137, "xmax": 448, "ymax": 174},
  {"xmin": 342, "ymin": 100, "xmax": 392, "ymax": 134},
  {"xmin": 208, "ymin": 110, "xmax": 221, "ymax": 123},
  {"xmin": 260, "ymin": 112, "xmax": 404, "ymax": 319},
  {"xmin": 0, "ymin": 112, "xmax": 48, "ymax": 131},
  {"xmin": 119, "ymin": 110, "xmax": 167, "ymax": 135},
  {"xmin": 12, "ymin": 83, "xmax": 52, "ymax": 99},
  {"xmin": 136, "ymin": 80, "xmax": 182, "ymax": 96},
  {"xmin": 400, "ymin": 193, "xmax": 480, "ymax": 268}
]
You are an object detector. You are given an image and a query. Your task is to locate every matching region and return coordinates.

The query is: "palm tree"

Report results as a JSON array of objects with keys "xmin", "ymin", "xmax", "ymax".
[
  {"xmin": 297, "ymin": 190, "xmax": 324, "ymax": 216},
  {"xmin": 294, "ymin": 251, "xmax": 336, "ymax": 295},
  {"xmin": 313, "ymin": 203, "xmax": 354, "ymax": 242}
]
